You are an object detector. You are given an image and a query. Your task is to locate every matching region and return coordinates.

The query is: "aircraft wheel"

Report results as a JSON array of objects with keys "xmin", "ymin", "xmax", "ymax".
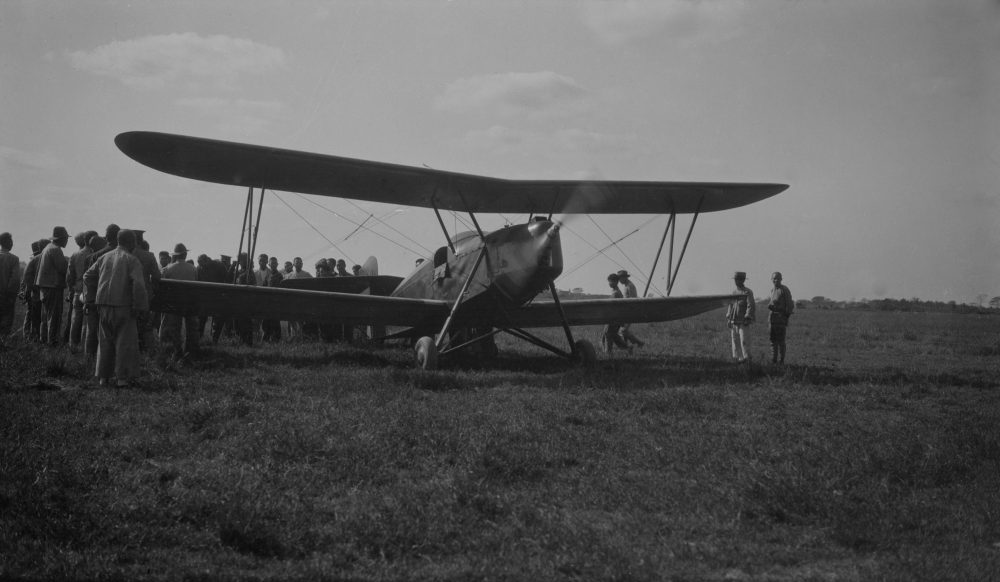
[
  {"xmin": 574, "ymin": 339, "xmax": 597, "ymax": 367},
  {"xmin": 415, "ymin": 336, "xmax": 438, "ymax": 370}
]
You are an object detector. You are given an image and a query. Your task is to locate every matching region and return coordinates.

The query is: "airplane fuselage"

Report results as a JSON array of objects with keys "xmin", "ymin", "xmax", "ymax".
[{"xmin": 391, "ymin": 219, "xmax": 563, "ymax": 313}]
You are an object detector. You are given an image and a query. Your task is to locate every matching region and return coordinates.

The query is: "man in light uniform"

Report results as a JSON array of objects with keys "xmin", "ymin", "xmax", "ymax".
[
  {"xmin": 64, "ymin": 231, "xmax": 95, "ymax": 348},
  {"xmin": 159, "ymin": 243, "xmax": 200, "ymax": 358},
  {"xmin": 83, "ymin": 229, "xmax": 148, "ymax": 387},
  {"xmin": 132, "ymin": 230, "xmax": 161, "ymax": 352},
  {"xmin": 600, "ymin": 273, "xmax": 630, "ymax": 355},
  {"xmin": 81, "ymin": 234, "xmax": 108, "ymax": 358},
  {"xmin": 0, "ymin": 232, "xmax": 20, "ymax": 347},
  {"xmin": 767, "ymin": 271, "xmax": 794, "ymax": 365},
  {"xmin": 36, "ymin": 226, "xmax": 70, "ymax": 346},
  {"xmin": 616, "ymin": 270, "xmax": 645, "ymax": 348},
  {"xmin": 19, "ymin": 240, "xmax": 46, "ymax": 342},
  {"xmin": 725, "ymin": 271, "xmax": 755, "ymax": 363}
]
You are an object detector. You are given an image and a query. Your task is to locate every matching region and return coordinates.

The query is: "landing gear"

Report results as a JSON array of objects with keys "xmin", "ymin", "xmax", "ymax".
[
  {"xmin": 573, "ymin": 339, "xmax": 597, "ymax": 367},
  {"xmin": 414, "ymin": 336, "xmax": 438, "ymax": 370}
]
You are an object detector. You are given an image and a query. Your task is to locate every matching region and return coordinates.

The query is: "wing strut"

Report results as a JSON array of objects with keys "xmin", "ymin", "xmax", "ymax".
[
  {"xmin": 667, "ymin": 196, "xmax": 703, "ymax": 296},
  {"xmin": 435, "ymin": 246, "xmax": 488, "ymax": 352},
  {"xmin": 641, "ymin": 196, "xmax": 703, "ymax": 297},
  {"xmin": 233, "ymin": 187, "xmax": 266, "ymax": 282},
  {"xmin": 431, "ymin": 201, "xmax": 456, "ymax": 254},
  {"xmin": 644, "ymin": 212, "xmax": 675, "ymax": 298}
]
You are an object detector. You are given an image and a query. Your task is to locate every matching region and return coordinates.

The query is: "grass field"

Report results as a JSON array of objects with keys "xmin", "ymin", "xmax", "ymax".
[{"xmin": 2, "ymin": 307, "xmax": 999, "ymax": 581}]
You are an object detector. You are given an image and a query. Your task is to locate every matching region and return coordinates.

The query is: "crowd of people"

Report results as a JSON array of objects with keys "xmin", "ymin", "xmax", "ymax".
[
  {"xmin": 599, "ymin": 268, "xmax": 795, "ymax": 365},
  {"xmin": 1, "ymin": 224, "xmax": 797, "ymax": 386},
  {"xmin": 0, "ymin": 225, "xmax": 371, "ymax": 386}
]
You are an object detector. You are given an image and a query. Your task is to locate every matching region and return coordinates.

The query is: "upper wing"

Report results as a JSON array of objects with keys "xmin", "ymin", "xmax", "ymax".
[
  {"xmin": 501, "ymin": 294, "xmax": 738, "ymax": 328},
  {"xmin": 152, "ymin": 279, "xmax": 449, "ymax": 328},
  {"xmin": 116, "ymin": 131, "xmax": 787, "ymax": 215}
]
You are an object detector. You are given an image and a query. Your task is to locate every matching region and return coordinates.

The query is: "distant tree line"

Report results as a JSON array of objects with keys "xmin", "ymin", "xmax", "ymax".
[{"xmin": 797, "ymin": 296, "xmax": 999, "ymax": 314}]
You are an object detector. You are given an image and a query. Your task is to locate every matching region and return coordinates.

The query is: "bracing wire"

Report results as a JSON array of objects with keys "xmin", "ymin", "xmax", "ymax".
[
  {"xmin": 288, "ymin": 193, "xmax": 433, "ymax": 257},
  {"xmin": 272, "ymin": 192, "xmax": 354, "ymax": 263},
  {"xmin": 560, "ymin": 216, "xmax": 662, "ymax": 292},
  {"xmin": 340, "ymin": 198, "xmax": 434, "ymax": 255}
]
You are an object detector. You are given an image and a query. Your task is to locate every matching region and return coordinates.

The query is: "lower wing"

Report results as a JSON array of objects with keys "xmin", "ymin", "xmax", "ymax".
[
  {"xmin": 151, "ymin": 279, "xmax": 449, "ymax": 328},
  {"xmin": 152, "ymin": 280, "xmax": 733, "ymax": 332},
  {"xmin": 503, "ymin": 294, "xmax": 738, "ymax": 328}
]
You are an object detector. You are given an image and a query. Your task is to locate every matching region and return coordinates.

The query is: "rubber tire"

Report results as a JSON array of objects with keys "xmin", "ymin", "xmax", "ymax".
[
  {"xmin": 415, "ymin": 336, "xmax": 438, "ymax": 370},
  {"xmin": 574, "ymin": 339, "xmax": 597, "ymax": 367}
]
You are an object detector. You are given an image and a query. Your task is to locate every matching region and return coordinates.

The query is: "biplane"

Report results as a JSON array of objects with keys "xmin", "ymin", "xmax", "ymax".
[{"xmin": 115, "ymin": 131, "xmax": 787, "ymax": 369}]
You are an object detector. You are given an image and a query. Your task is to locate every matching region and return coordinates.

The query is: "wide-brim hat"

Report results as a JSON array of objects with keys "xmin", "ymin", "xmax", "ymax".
[
  {"xmin": 734, "ymin": 271, "xmax": 747, "ymax": 279},
  {"xmin": 172, "ymin": 243, "xmax": 189, "ymax": 256},
  {"xmin": 617, "ymin": 270, "xmax": 630, "ymax": 279},
  {"xmin": 51, "ymin": 226, "xmax": 70, "ymax": 241}
]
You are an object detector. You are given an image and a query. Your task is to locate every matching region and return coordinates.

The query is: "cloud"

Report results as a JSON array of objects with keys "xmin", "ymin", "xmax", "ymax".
[
  {"xmin": 435, "ymin": 71, "xmax": 590, "ymax": 117},
  {"xmin": 176, "ymin": 97, "xmax": 284, "ymax": 135},
  {"xmin": 581, "ymin": 0, "xmax": 746, "ymax": 45},
  {"xmin": 0, "ymin": 146, "xmax": 62, "ymax": 172},
  {"xmin": 68, "ymin": 33, "xmax": 285, "ymax": 90},
  {"xmin": 460, "ymin": 125, "xmax": 636, "ymax": 157}
]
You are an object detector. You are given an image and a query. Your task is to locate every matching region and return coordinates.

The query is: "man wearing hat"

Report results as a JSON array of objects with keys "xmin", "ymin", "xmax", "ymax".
[
  {"xmin": 616, "ymin": 270, "xmax": 645, "ymax": 348},
  {"xmin": 83, "ymin": 229, "xmax": 148, "ymax": 386},
  {"xmin": 35, "ymin": 226, "xmax": 70, "ymax": 345},
  {"xmin": 131, "ymin": 231, "xmax": 161, "ymax": 352},
  {"xmin": 19, "ymin": 240, "xmax": 47, "ymax": 342},
  {"xmin": 601, "ymin": 272, "xmax": 630, "ymax": 355},
  {"xmin": 159, "ymin": 243, "xmax": 200, "ymax": 358},
  {"xmin": 0, "ymin": 232, "xmax": 20, "ymax": 347},
  {"xmin": 767, "ymin": 272, "xmax": 794, "ymax": 365},
  {"xmin": 64, "ymin": 231, "xmax": 95, "ymax": 348},
  {"xmin": 81, "ymin": 234, "xmax": 107, "ymax": 358},
  {"xmin": 87, "ymin": 224, "xmax": 120, "ymax": 271},
  {"xmin": 725, "ymin": 271, "xmax": 756, "ymax": 363}
]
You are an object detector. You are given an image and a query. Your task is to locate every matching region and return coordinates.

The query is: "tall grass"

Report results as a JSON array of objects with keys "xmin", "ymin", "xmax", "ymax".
[{"xmin": 1, "ymin": 307, "xmax": 998, "ymax": 580}]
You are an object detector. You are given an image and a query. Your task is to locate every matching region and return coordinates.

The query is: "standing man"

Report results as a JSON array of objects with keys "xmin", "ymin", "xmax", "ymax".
[
  {"xmin": 262, "ymin": 256, "xmax": 283, "ymax": 342},
  {"xmin": 196, "ymin": 254, "xmax": 229, "ymax": 342},
  {"xmin": 132, "ymin": 231, "xmax": 161, "ymax": 352},
  {"xmin": 83, "ymin": 229, "xmax": 148, "ymax": 387},
  {"xmin": 64, "ymin": 231, "xmax": 95, "ymax": 349},
  {"xmin": 19, "ymin": 240, "xmax": 45, "ymax": 342},
  {"xmin": 725, "ymin": 271, "xmax": 755, "ymax": 363},
  {"xmin": 254, "ymin": 254, "xmax": 271, "ymax": 287},
  {"xmin": 0, "ymin": 233, "xmax": 20, "ymax": 348},
  {"xmin": 767, "ymin": 271, "xmax": 794, "ymax": 365},
  {"xmin": 36, "ymin": 226, "xmax": 70, "ymax": 346},
  {"xmin": 285, "ymin": 257, "xmax": 312, "ymax": 280},
  {"xmin": 159, "ymin": 243, "xmax": 200, "ymax": 358},
  {"xmin": 616, "ymin": 270, "xmax": 645, "ymax": 348},
  {"xmin": 282, "ymin": 257, "xmax": 312, "ymax": 339},
  {"xmin": 81, "ymin": 234, "xmax": 107, "ymax": 358},
  {"xmin": 600, "ymin": 273, "xmax": 630, "ymax": 355}
]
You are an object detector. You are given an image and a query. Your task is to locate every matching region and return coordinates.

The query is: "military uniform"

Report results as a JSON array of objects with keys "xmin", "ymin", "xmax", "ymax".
[
  {"xmin": 159, "ymin": 246, "xmax": 199, "ymax": 357},
  {"xmin": 0, "ymin": 237, "xmax": 20, "ymax": 344},
  {"xmin": 19, "ymin": 241, "xmax": 45, "ymax": 342},
  {"xmin": 64, "ymin": 240, "xmax": 93, "ymax": 347},
  {"xmin": 83, "ymin": 234, "xmax": 148, "ymax": 385},
  {"xmin": 601, "ymin": 274, "xmax": 629, "ymax": 355},
  {"xmin": 36, "ymin": 229, "xmax": 70, "ymax": 346},
  {"xmin": 725, "ymin": 272, "xmax": 755, "ymax": 362},
  {"xmin": 617, "ymin": 270, "xmax": 644, "ymax": 348},
  {"xmin": 767, "ymin": 273, "xmax": 794, "ymax": 364}
]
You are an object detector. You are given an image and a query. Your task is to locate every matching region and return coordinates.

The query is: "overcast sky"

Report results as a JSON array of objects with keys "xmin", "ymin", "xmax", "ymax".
[{"xmin": 2, "ymin": 0, "xmax": 997, "ymax": 302}]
